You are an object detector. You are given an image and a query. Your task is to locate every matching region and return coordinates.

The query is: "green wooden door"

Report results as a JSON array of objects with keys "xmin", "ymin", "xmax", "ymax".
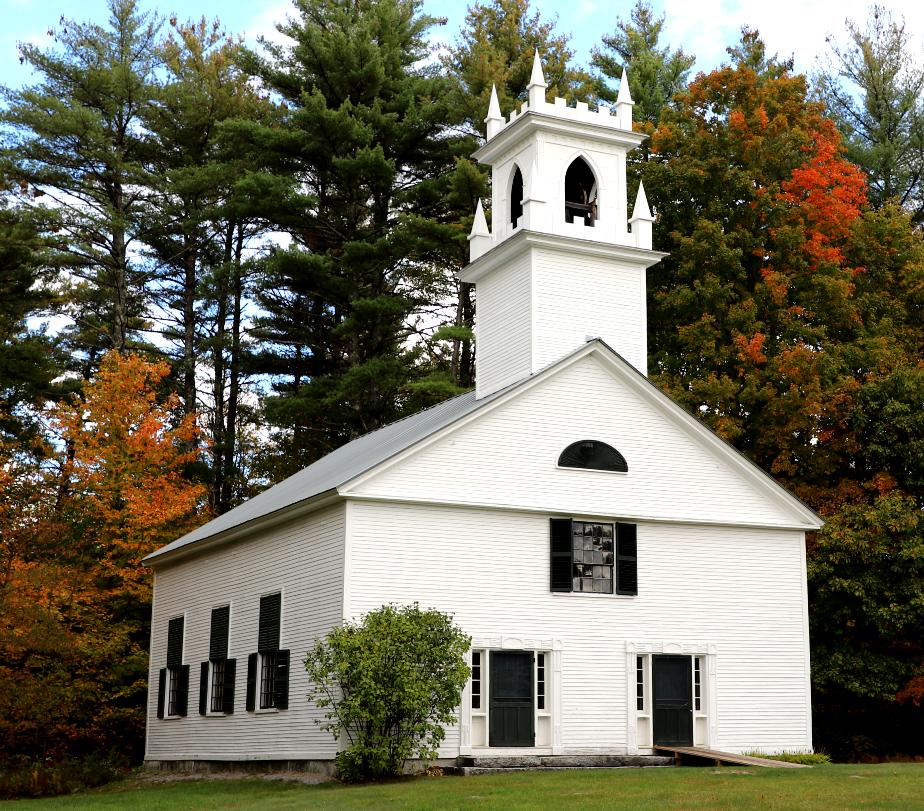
[
  {"xmin": 652, "ymin": 655, "xmax": 693, "ymax": 746},
  {"xmin": 489, "ymin": 651, "xmax": 534, "ymax": 747}
]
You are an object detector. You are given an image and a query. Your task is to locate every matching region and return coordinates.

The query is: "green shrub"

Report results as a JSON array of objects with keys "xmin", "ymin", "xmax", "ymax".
[
  {"xmin": 0, "ymin": 754, "xmax": 119, "ymax": 799},
  {"xmin": 745, "ymin": 751, "xmax": 832, "ymax": 765},
  {"xmin": 305, "ymin": 603, "xmax": 471, "ymax": 782}
]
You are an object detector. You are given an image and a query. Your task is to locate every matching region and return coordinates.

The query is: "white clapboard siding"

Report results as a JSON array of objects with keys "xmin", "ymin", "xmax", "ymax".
[
  {"xmin": 351, "ymin": 352, "xmax": 797, "ymax": 528},
  {"xmin": 532, "ymin": 248, "xmax": 646, "ymax": 375},
  {"xmin": 475, "ymin": 250, "xmax": 531, "ymax": 398},
  {"xmin": 145, "ymin": 504, "xmax": 345, "ymax": 761},
  {"xmin": 344, "ymin": 501, "xmax": 812, "ymax": 754}
]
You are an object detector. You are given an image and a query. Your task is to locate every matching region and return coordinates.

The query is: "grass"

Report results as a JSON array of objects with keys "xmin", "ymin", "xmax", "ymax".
[{"xmin": 2, "ymin": 764, "xmax": 923, "ymax": 810}]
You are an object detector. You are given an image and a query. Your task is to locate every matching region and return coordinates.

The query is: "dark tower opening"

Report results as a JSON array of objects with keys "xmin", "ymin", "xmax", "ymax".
[
  {"xmin": 564, "ymin": 157, "xmax": 597, "ymax": 226},
  {"xmin": 510, "ymin": 166, "xmax": 524, "ymax": 227}
]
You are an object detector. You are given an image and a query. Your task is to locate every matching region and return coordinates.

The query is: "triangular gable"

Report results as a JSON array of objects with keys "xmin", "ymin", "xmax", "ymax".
[{"xmin": 343, "ymin": 341, "xmax": 822, "ymax": 530}]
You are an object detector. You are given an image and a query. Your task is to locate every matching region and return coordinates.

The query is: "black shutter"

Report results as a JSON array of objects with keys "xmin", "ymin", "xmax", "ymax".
[
  {"xmin": 245, "ymin": 652, "xmax": 257, "ymax": 712},
  {"xmin": 616, "ymin": 523, "xmax": 638, "ymax": 595},
  {"xmin": 258, "ymin": 593, "xmax": 281, "ymax": 652},
  {"xmin": 198, "ymin": 661, "xmax": 209, "ymax": 715},
  {"xmin": 209, "ymin": 605, "xmax": 230, "ymax": 661},
  {"xmin": 167, "ymin": 616, "xmax": 184, "ymax": 667},
  {"xmin": 157, "ymin": 667, "xmax": 166, "ymax": 719},
  {"xmin": 175, "ymin": 663, "xmax": 190, "ymax": 717},
  {"xmin": 223, "ymin": 659, "xmax": 237, "ymax": 714},
  {"xmin": 549, "ymin": 518, "xmax": 573, "ymax": 592},
  {"xmin": 275, "ymin": 649, "xmax": 290, "ymax": 710}
]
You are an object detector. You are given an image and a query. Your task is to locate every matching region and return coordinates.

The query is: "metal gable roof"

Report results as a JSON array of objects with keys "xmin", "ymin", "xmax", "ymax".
[{"xmin": 143, "ymin": 382, "xmax": 512, "ymax": 564}]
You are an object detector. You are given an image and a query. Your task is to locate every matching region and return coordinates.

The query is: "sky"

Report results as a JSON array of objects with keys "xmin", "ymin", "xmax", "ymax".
[{"xmin": 1, "ymin": 0, "xmax": 924, "ymax": 94}]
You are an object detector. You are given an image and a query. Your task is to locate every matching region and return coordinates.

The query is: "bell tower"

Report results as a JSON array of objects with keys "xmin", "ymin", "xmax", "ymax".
[{"xmin": 462, "ymin": 52, "xmax": 665, "ymax": 399}]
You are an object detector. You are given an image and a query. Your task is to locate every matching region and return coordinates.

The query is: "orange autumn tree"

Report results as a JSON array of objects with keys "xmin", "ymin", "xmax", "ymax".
[
  {"xmin": 0, "ymin": 353, "xmax": 208, "ymax": 766},
  {"xmin": 55, "ymin": 351, "xmax": 206, "ymax": 599}
]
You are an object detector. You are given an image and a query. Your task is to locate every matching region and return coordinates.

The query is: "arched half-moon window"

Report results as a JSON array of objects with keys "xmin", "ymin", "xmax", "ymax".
[{"xmin": 558, "ymin": 440, "xmax": 627, "ymax": 472}]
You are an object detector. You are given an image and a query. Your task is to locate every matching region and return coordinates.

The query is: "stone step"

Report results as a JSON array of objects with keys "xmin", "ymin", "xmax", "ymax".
[{"xmin": 456, "ymin": 755, "xmax": 674, "ymax": 770}]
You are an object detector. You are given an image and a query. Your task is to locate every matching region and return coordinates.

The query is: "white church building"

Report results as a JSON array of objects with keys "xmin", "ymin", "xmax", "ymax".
[{"xmin": 143, "ymin": 54, "xmax": 821, "ymax": 768}]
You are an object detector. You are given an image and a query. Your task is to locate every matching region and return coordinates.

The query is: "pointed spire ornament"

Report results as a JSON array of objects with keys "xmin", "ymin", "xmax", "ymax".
[
  {"xmin": 630, "ymin": 180, "xmax": 654, "ymax": 249},
  {"xmin": 632, "ymin": 180, "xmax": 652, "ymax": 220},
  {"xmin": 468, "ymin": 199, "xmax": 492, "ymax": 261},
  {"xmin": 485, "ymin": 84, "xmax": 503, "ymax": 139},
  {"xmin": 616, "ymin": 67, "xmax": 634, "ymax": 129},
  {"xmin": 470, "ymin": 199, "xmax": 489, "ymax": 237},
  {"xmin": 527, "ymin": 49, "xmax": 547, "ymax": 109}
]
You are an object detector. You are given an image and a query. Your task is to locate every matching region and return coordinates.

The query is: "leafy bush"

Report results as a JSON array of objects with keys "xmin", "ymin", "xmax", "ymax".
[
  {"xmin": 0, "ymin": 755, "xmax": 119, "ymax": 799},
  {"xmin": 305, "ymin": 603, "xmax": 471, "ymax": 782},
  {"xmin": 746, "ymin": 751, "xmax": 832, "ymax": 765}
]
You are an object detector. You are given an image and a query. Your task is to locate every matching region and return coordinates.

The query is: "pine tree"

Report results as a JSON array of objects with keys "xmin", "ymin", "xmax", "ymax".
[
  {"xmin": 0, "ymin": 0, "xmax": 160, "ymax": 365},
  {"xmin": 143, "ymin": 17, "xmax": 272, "ymax": 511},
  {"xmin": 0, "ymin": 192, "xmax": 64, "ymax": 444},
  {"xmin": 815, "ymin": 5, "xmax": 924, "ymax": 223},
  {"xmin": 233, "ymin": 0, "xmax": 469, "ymax": 477},
  {"xmin": 591, "ymin": 0, "xmax": 694, "ymax": 128}
]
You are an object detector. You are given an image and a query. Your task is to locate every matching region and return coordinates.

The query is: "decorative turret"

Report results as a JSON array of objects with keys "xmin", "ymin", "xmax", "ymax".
[
  {"xmin": 527, "ymin": 49, "xmax": 547, "ymax": 109},
  {"xmin": 615, "ymin": 68, "xmax": 634, "ymax": 130},
  {"xmin": 460, "ymin": 52, "xmax": 666, "ymax": 398}
]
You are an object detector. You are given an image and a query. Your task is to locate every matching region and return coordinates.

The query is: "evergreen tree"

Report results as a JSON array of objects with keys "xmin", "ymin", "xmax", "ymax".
[
  {"xmin": 591, "ymin": 0, "xmax": 694, "ymax": 128},
  {"xmin": 443, "ymin": 0, "xmax": 596, "ymax": 128},
  {"xmin": 0, "ymin": 0, "xmax": 160, "ymax": 366},
  {"xmin": 234, "ymin": 0, "xmax": 469, "ymax": 477},
  {"xmin": 0, "ymin": 192, "xmax": 63, "ymax": 444},
  {"xmin": 815, "ymin": 5, "xmax": 924, "ymax": 223},
  {"xmin": 143, "ymin": 17, "xmax": 271, "ymax": 511}
]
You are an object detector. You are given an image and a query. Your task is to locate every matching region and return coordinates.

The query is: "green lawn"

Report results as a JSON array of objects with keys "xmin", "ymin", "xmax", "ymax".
[{"xmin": 3, "ymin": 764, "xmax": 923, "ymax": 810}]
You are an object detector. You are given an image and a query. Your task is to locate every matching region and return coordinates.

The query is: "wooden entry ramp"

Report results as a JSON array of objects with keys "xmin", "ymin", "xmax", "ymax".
[{"xmin": 655, "ymin": 746, "xmax": 810, "ymax": 768}]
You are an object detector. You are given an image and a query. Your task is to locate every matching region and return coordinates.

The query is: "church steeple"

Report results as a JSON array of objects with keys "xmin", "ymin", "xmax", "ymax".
[{"xmin": 461, "ymin": 52, "xmax": 666, "ymax": 399}]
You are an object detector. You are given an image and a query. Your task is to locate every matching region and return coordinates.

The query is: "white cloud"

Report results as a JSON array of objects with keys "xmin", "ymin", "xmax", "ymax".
[{"xmin": 660, "ymin": 0, "xmax": 924, "ymax": 77}]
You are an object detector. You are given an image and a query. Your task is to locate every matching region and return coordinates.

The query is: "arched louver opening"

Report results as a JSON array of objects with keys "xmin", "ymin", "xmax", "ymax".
[
  {"xmin": 510, "ymin": 165, "xmax": 524, "ymax": 227},
  {"xmin": 564, "ymin": 157, "xmax": 597, "ymax": 226},
  {"xmin": 558, "ymin": 440, "xmax": 627, "ymax": 472}
]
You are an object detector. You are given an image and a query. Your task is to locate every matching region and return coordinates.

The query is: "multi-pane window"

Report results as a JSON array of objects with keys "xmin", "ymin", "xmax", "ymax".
[
  {"xmin": 471, "ymin": 651, "xmax": 482, "ymax": 710},
  {"xmin": 207, "ymin": 605, "xmax": 232, "ymax": 714},
  {"xmin": 636, "ymin": 655, "xmax": 645, "ymax": 711},
  {"xmin": 260, "ymin": 650, "xmax": 278, "ymax": 709},
  {"xmin": 210, "ymin": 659, "xmax": 226, "ymax": 712},
  {"xmin": 537, "ymin": 653, "xmax": 546, "ymax": 711},
  {"xmin": 158, "ymin": 615, "xmax": 189, "ymax": 719},
  {"xmin": 167, "ymin": 666, "xmax": 181, "ymax": 716},
  {"xmin": 694, "ymin": 657, "xmax": 702, "ymax": 712},
  {"xmin": 571, "ymin": 522, "xmax": 614, "ymax": 593},
  {"xmin": 550, "ymin": 519, "xmax": 638, "ymax": 595},
  {"xmin": 246, "ymin": 592, "xmax": 290, "ymax": 712}
]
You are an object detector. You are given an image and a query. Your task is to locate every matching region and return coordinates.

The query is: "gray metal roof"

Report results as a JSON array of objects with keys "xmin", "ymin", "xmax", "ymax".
[{"xmin": 144, "ymin": 384, "xmax": 507, "ymax": 563}]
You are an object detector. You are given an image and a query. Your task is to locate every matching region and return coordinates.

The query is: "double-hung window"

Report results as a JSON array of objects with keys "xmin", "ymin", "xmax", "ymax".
[
  {"xmin": 157, "ymin": 615, "xmax": 190, "ymax": 718},
  {"xmin": 246, "ymin": 592, "xmax": 290, "ymax": 711},
  {"xmin": 198, "ymin": 605, "xmax": 236, "ymax": 715},
  {"xmin": 549, "ymin": 519, "xmax": 638, "ymax": 595}
]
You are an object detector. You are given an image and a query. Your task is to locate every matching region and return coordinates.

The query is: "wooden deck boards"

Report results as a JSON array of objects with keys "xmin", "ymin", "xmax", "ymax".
[{"xmin": 654, "ymin": 746, "xmax": 810, "ymax": 768}]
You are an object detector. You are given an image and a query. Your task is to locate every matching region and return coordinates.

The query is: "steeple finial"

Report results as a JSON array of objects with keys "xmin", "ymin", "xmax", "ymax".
[
  {"xmin": 485, "ymin": 84, "xmax": 503, "ymax": 139},
  {"xmin": 470, "ymin": 199, "xmax": 489, "ymax": 237},
  {"xmin": 468, "ymin": 199, "xmax": 492, "ymax": 261},
  {"xmin": 616, "ymin": 67, "xmax": 634, "ymax": 129},
  {"xmin": 527, "ymin": 49, "xmax": 547, "ymax": 109},
  {"xmin": 630, "ymin": 181, "xmax": 654, "ymax": 249}
]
